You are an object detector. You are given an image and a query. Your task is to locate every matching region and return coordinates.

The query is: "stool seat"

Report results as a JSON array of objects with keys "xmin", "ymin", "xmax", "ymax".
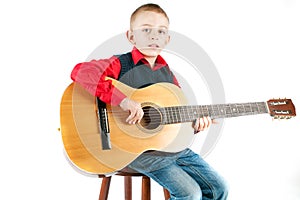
[{"xmin": 98, "ymin": 171, "xmax": 170, "ymax": 200}]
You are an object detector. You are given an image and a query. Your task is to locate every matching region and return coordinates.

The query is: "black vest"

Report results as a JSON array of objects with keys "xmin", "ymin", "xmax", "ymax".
[{"xmin": 117, "ymin": 52, "xmax": 174, "ymax": 88}]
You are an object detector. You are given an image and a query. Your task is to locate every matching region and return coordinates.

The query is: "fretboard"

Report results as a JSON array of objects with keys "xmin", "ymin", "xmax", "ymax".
[{"xmin": 160, "ymin": 102, "xmax": 268, "ymax": 124}]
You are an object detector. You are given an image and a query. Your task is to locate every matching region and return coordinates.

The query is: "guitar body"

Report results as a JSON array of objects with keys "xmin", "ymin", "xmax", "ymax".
[{"xmin": 60, "ymin": 79, "xmax": 195, "ymax": 175}]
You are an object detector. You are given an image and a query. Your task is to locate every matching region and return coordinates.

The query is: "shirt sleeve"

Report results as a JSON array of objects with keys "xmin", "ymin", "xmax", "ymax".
[
  {"xmin": 70, "ymin": 56, "xmax": 127, "ymax": 106},
  {"xmin": 165, "ymin": 65, "xmax": 181, "ymax": 88},
  {"xmin": 172, "ymin": 74, "xmax": 180, "ymax": 87}
]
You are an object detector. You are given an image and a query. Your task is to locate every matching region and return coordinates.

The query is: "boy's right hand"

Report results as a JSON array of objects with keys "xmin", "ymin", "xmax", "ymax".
[{"xmin": 119, "ymin": 98, "xmax": 144, "ymax": 124}]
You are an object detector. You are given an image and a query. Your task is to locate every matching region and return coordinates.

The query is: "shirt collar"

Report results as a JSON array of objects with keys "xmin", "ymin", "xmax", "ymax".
[{"xmin": 131, "ymin": 47, "xmax": 168, "ymax": 67}]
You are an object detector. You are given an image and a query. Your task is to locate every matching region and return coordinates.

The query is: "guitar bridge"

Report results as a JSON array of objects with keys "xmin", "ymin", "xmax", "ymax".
[{"xmin": 96, "ymin": 98, "xmax": 111, "ymax": 150}]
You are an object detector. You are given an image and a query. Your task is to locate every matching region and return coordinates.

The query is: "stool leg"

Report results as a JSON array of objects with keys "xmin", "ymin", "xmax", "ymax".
[
  {"xmin": 163, "ymin": 188, "xmax": 170, "ymax": 200},
  {"xmin": 142, "ymin": 176, "xmax": 151, "ymax": 200},
  {"xmin": 124, "ymin": 176, "xmax": 132, "ymax": 200},
  {"xmin": 99, "ymin": 176, "xmax": 111, "ymax": 200}
]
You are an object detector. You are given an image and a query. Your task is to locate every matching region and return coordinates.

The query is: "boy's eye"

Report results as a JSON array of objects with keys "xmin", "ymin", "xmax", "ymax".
[
  {"xmin": 142, "ymin": 28, "xmax": 151, "ymax": 33},
  {"xmin": 158, "ymin": 29, "xmax": 166, "ymax": 35}
]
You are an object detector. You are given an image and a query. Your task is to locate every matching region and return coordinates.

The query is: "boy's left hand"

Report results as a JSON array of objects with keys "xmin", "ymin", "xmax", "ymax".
[{"xmin": 193, "ymin": 116, "xmax": 214, "ymax": 133}]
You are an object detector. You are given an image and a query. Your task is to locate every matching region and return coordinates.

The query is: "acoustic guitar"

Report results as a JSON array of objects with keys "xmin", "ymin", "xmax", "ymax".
[{"xmin": 60, "ymin": 78, "xmax": 296, "ymax": 175}]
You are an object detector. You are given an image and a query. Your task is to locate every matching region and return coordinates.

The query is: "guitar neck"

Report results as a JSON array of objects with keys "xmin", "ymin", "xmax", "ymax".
[{"xmin": 161, "ymin": 102, "xmax": 268, "ymax": 124}]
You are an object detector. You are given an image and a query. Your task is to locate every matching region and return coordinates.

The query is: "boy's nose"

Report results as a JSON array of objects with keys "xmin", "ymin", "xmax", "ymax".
[{"xmin": 150, "ymin": 30, "xmax": 159, "ymax": 40}]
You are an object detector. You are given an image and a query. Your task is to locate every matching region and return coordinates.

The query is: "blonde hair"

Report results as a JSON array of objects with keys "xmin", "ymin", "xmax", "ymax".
[{"xmin": 130, "ymin": 3, "xmax": 169, "ymax": 28}]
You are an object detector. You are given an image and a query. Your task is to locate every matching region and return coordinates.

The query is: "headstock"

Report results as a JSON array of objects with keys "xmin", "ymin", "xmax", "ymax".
[{"xmin": 267, "ymin": 99, "xmax": 296, "ymax": 119}]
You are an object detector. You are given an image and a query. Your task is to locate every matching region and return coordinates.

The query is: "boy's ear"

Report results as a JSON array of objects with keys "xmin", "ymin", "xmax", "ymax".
[
  {"xmin": 165, "ymin": 35, "xmax": 171, "ymax": 45},
  {"xmin": 126, "ymin": 30, "xmax": 135, "ymax": 45}
]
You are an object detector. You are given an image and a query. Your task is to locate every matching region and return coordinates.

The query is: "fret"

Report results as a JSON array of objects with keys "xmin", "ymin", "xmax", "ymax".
[
  {"xmin": 183, "ymin": 106, "xmax": 193, "ymax": 121},
  {"xmin": 186, "ymin": 106, "xmax": 192, "ymax": 121},
  {"xmin": 168, "ymin": 107, "xmax": 174, "ymax": 123},
  {"xmin": 190, "ymin": 106, "xmax": 196, "ymax": 120},
  {"xmin": 179, "ymin": 106, "xmax": 186, "ymax": 122},
  {"xmin": 244, "ymin": 103, "xmax": 251, "ymax": 113},
  {"xmin": 218, "ymin": 104, "xmax": 225, "ymax": 118},
  {"xmin": 207, "ymin": 105, "xmax": 213, "ymax": 117},
  {"xmin": 257, "ymin": 102, "xmax": 268, "ymax": 114},
  {"xmin": 251, "ymin": 103, "xmax": 258, "ymax": 113},
  {"xmin": 236, "ymin": 103, "xmax": 245, "ymax": 114},
  {"xmin": 176, "ymin": 107, "xmax": 181, "ymax": 122},
  {"xmin": 215, "ymin": 105, "xmax": 221, "ymax": 118},
  {"xmin": 230, "ymin": 104, "xmax": 238, "ymax": 116},
  {"xmin": 192, "ymin": 106, "xmax": 198, "ymax": 119},
  {"xmin": 195, "ymin": 106, "xmax": 202, "ymax": 118},
  {"xmin": 164, "ymin": 107, "xmax": 169, "ymax": 124},
  {"xmin": 208, "ymin": 105, "xmax": 214, "ymax": 117},
  {"xmin": 173, "ymin": 107, "xmax": 179, "ymax": 123},
  {"xmin": 194, "ymin": 106, "xmax": 199, "ymax": 118},
  {"xmin": 259, "ymin": 102, "xmax": 268, "ymax": 113},
  {"xmin": 159, "ymin": 107, "xmax": 167, "ymax": 124},
  {"xmin": 173, "ymin": 107, "xmax": 180, "ymax": 123},
  {"xmin": 185, "ymin": 106, "xmax": 190, "ymax": 122},
  {"xmin": 196, "ymin": 105, "xmax": 203, "ymax": 118},
  {"xmin": 205, "ymin": 105, "xmax": 211, "ymax": 116},
  {"xmin": 211, "ymin": 105, "xmax": 219, "ymax": 118},
  {"xmin": 177, "ymin": 107, "xmax": 183, "ymax": 122},
  {"xmin": 206, "ymin": 105, "xmax": 211, "ymax": 116},
  {"xmin": 186, "ymin": 106, "xmax": 192, "ymax": 122},
  {"xmin": 165, "ymin": 107, "xmax": 171, "ymax": 124},
  {"xmin": 161, "ymin": 107, "xmax": 167, "ymax": 124},
  {"xmin": 183, "ymin": 106, "xmax": 188, "ymax": 122},
  {"xmin": 201, "ymin": 105, "xmax": 209, "ymax": 116},
  {"xmin": 256, "ymin": 103, "xmax": 261, "ymax": 113},
  {"xmin": 225, "ymin": 104, "xmax": 232, "ymax": 116},
  {"xmin": 173, "ymin": 107, "xmax": 178, "ymax": 123}
]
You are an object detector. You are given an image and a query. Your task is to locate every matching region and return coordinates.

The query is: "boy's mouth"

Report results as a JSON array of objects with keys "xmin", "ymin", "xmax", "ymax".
[{"xmin": 148, "ymin": 44, "xmax": 160, "ymax": 48}]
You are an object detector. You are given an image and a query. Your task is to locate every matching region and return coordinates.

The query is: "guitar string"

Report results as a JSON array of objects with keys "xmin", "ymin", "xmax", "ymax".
[
  {"xmin": 104, "ymin": 110, "xmax": 220, "ymax": 121},
  {"xmin": 94, "ymin": 102, "xmax": 291, "ymax": 123},
  {"xmin": 105, "ymin": 105, "xmax": 266, "ymax": 115},
  {"xmin": 105, "ymin": 108, "xmax": 258, "ymax": 116},
  {"xmin": 104, "ymin": 111, "xmax": 189, "ymax": 121},
  {"xmin": 102, "ymin": 104, "xmax": 267, "ymax": 121}
]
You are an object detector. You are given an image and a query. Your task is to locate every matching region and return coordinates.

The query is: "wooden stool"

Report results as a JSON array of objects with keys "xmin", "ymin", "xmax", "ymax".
[{"xmin": 98, "ymin": 171, "xmax": 170, "ymax": 200}]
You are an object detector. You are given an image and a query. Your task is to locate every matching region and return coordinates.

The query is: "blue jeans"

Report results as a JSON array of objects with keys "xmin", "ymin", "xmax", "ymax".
[{"xmin": 128, "ymin": 148, "xmax": 228, "ymax": 200}]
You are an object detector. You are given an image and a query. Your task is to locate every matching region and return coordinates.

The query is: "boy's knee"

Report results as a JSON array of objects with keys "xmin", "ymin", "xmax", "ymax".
[
  {"xmin": 214, "ymin": 179, "xmax": 229, "ymax": 199},
  {"xmin": 184, "ymin": 185, "xmax": 202, "ymax": 200},
  {"xmin": 171, "ymin": 184, "xmax": 202, "ymax": 200},
  {"xmin": 190, "ymin": 186, "xmax": 202, "ymax": 200}
]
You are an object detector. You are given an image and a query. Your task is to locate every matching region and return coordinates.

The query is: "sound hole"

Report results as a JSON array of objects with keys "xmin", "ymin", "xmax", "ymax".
[{"xmin": 140, "ymin": 106, "xmax": 162, "ymax": 130}]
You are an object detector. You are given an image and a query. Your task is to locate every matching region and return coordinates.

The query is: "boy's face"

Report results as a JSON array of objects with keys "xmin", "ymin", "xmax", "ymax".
[{"xmin": 127, "ymin": 11, "xmax": 170, "ymax": 58}]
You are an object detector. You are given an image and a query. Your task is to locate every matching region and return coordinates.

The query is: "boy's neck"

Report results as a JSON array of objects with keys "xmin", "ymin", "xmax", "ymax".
[{"xmin": 144, "ymin": 56, "xmax": 157, "ymax": 68}]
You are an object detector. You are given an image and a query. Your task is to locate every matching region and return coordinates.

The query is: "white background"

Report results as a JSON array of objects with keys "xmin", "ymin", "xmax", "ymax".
[{"xmin": 1, "ymin": 0, "xmax": 299, "ymax": 199}]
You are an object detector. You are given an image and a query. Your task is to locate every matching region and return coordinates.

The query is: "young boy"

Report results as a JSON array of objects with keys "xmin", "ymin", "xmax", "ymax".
[{"xmin": 71, "ymin": 3, "xmax": 228, "ymax": 200}]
